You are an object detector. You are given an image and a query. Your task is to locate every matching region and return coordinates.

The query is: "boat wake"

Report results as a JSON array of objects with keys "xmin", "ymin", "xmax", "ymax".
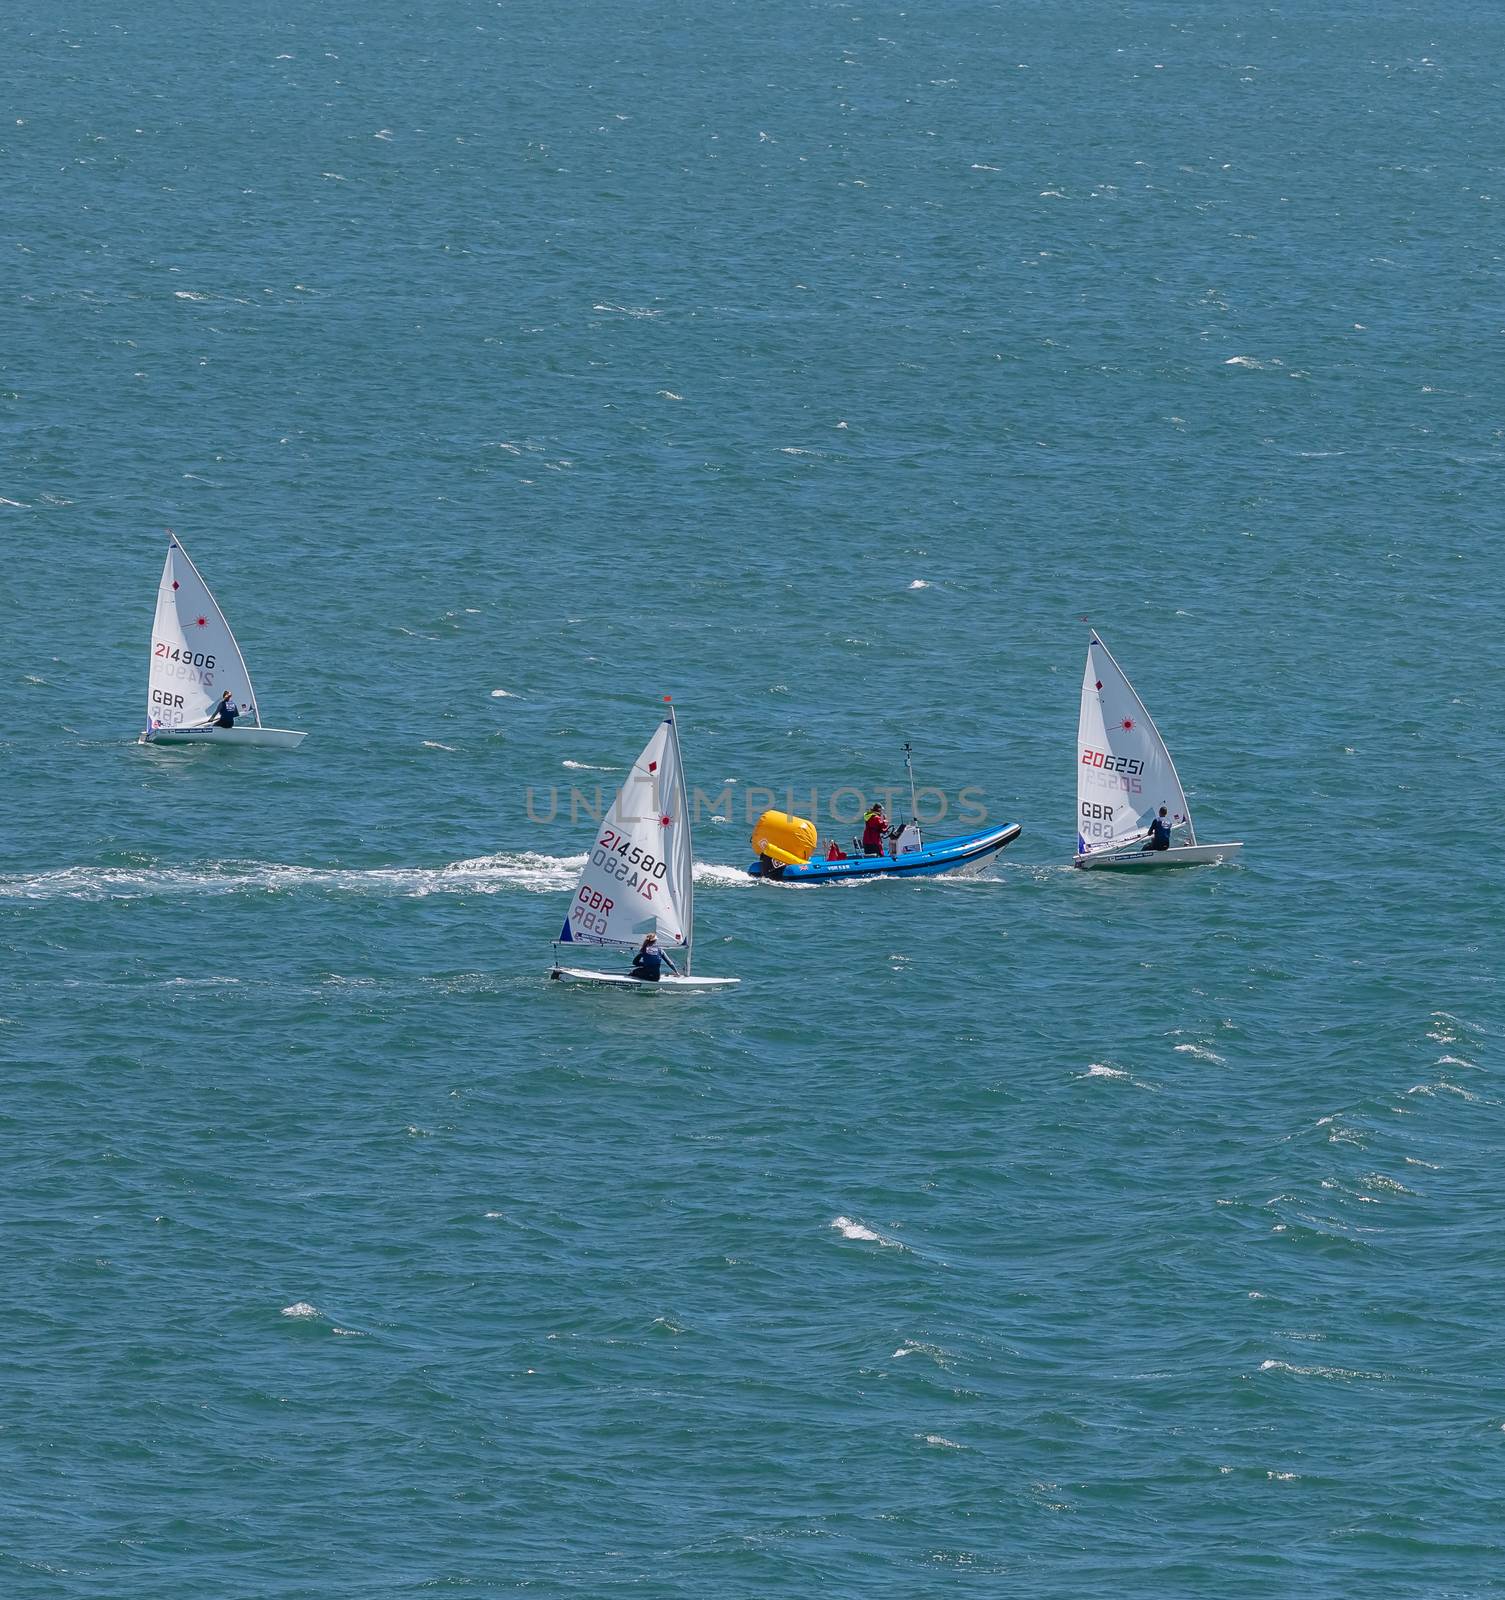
[{"xmin": 0, "ymin": 852, "xmax": 756, "ymax": 902}]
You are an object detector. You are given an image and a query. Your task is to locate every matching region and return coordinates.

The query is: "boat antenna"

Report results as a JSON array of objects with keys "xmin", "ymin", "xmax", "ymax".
[{"xmin": 904, "ymin": 741, "xmax": 918, "ymax": 824}]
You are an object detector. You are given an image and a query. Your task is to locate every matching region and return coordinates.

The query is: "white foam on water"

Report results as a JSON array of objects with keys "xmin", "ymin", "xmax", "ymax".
[
  {"xmin": 1258, "ymin": 1359, "xmax": 1390, "ymax": 1380},
  {"xmin": 1083, "ymin": 1063, "xmax": 1128, "ymax": 1079},
  {"xmin": 489, "ymin": 688, "xmax": 518, "ymax": 698},
  {"xmin": 1225, "ymin": 355, "xmax": 1263, "ymax": 368},
  {"xmin": 1174, "ymin": 1043, "xmax": 1227, "ymax": 1064},
  {"xmin": 830, "ymin": 1215, "xmax": 902, "ymax": 1248},
  {"xmin": 420, "ymin": 741, "xmax": 455, "ymax": 751},
  {"xmin": 892, "ymin": 1339, "xmax": 954, "ymax": 1367},
  {"xmin": 562, "ymin": 759, "xmax": 616, "ymax": 771},
  {"xmin": 0, "ymin": 852, "xmax": 589, "ymax": 902},
  {"xmin": 908, "ymin": 579, "xmax": 930, "ymax": 589},
  {"xmin": 0, "ymin": 848, "xmax": 762, "ymax": 904},
  {"xmin": 1360, "ymin": 1172, "xmax": 1417, "ymax": 1197},
  {"xmin": 280, "ymin": 1302, "xmax": 321, "ymax": 1319},
  {"xmin": 693, "ymin": 862, "xmax": 752, "ymax": 887},
  {"xmin": 920, "ymin": 1434, "xmax": 964, "ymax": 1449}
]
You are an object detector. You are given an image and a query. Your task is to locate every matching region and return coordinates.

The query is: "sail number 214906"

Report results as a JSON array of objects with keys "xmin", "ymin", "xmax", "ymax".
[{"xmin": 154, "ymin": 643, "xmax": 217, "ymax": 670}]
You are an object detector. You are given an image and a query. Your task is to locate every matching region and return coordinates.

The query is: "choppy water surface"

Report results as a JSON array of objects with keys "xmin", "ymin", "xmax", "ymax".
[{"xmin": 2, "ymin": 1, "xmax": 1502, "ymax": 1594}]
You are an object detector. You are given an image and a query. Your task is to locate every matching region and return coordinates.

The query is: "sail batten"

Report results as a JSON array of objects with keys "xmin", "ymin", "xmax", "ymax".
[{"xmin": 1076, "ymin": 631, "xmax": 1194, "ymax": 857}]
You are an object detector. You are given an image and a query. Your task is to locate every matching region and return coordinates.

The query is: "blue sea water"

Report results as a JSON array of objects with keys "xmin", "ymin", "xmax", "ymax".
[{"xmin": 2, "ymin": 0, "xmax": 1503, "ymax": 1594}]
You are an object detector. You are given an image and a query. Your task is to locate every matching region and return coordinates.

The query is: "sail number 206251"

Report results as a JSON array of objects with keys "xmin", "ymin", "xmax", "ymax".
[{"xmin": 1081, "ymin": 749, "xmax": 1144, "ymax": 775}]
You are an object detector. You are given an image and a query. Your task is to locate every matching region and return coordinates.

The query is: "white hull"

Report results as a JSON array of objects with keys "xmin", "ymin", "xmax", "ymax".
[
  {"xmin": 141, "ymin": 725, "xmax": 308, "ymax": 749},
  {"xmin": 549, "ymin": 965, "xmax": 740, "ymax": 990},
  {"xmin": 1075, "ymin": 841, "xmax": 1242, "ymax": 870}
]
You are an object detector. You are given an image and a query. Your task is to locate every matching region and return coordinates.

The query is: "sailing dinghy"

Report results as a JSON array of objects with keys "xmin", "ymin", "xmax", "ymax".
[
  {"xmin": 1074, "ymin": 631, "xmax": 1241, "ymax": 870},
  {"xmin": 138, "ymin": 533, "xmax": 307, "ymax": 748},
  {"xmin": 550, "ymin": 702, "xmax": 739, "ymax": 990}
]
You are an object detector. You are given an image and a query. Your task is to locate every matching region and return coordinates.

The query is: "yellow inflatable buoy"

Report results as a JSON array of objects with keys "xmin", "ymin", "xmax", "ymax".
[{"xmin": 750, "ymin": 810, "xmax": 818, "ymax": 867}]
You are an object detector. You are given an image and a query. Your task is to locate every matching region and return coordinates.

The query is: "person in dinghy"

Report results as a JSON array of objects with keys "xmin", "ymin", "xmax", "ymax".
[
  {"xmin": 1142, "ymin": 806, "xmax": 1173, "ymax": 852},
  {"xmin": 630, "ymin": 932, "xmax": 679, "ymax": 983},
  {"xmin": 203, "ymin": 691, "xmax": 242, "ymax": 730}
]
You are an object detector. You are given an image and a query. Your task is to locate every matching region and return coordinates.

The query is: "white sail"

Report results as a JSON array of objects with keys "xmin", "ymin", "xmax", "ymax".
[
  {"xmin": 559, "ymin": 710, "xmax": 695, "ymax": 962},
  {"xmin": 1076, "ymin": 632, "xmax": 1193, "ymax": 857},
  {"xmin": 146, "ymin": 535, "xmax": 260, "ymax": 733}
]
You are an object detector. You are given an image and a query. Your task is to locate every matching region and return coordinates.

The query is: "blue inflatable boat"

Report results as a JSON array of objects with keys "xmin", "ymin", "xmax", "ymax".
[{"xmin": 747, "ymin": 822, "xmax": 1022, "ymax": 883}]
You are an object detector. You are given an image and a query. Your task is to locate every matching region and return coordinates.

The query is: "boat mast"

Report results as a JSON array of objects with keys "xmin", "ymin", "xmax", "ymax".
[
  {"xmin": 167, "ymin": 531, "xmax": 263, "ymax": 727},
  {"xmin": 665, "ymin": 697, "xmax": 692, "ymax": 975},
  {"xmin": 1090, "ymin": 629, "xmax": 1196, "ymax": 847},
  {"xmin": 904, "ymin": 742, "xmax": 919, "ymax": 837}
]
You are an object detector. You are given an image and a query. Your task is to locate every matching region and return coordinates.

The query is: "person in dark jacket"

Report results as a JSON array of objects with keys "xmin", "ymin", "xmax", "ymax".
[
  {"xmin": 1142, "ymin": 806, "xmax": 1172, "ymax": 851},
  {"xmin": 207, "ymin": 692, "xmax": 240, "ymax": 729},
  {"xmin": 630, "ymin": 932, "xmax": 679, "ymax": 981}
]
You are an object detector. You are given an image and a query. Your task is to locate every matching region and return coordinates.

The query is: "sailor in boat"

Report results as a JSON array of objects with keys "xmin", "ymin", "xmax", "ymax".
[
  {"xmin": 204, "ymin": 691, "xmax": 241, "ymax": 730},
  {"xmin": 630, "ymin": 932, "xmax": 679, "ymax": 983},
  {"xmin": 1142, "ymin": 806, "xmax": 1172, "ymax": 852},
  {"xmin": 860, "ymin": 803, "xmax": 889, "ymax": 856}
]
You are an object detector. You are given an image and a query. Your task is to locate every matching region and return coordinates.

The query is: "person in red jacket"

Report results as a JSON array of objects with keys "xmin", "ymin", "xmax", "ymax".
[{"xmin": 861, "ymin": 803, "xmax": 888, "ymax": 856}]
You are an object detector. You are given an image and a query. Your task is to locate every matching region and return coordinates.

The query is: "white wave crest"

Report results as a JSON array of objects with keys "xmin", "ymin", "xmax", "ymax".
[
  {"xmin": 892, "ymin": 1339, "xmax": 954, "ymax": 1367},
  {"xmin": 1174, "ymin": 1043, "xmax": 1227, "ymax": 1064},
  {"xmin": 280, "ymin": 1302, "xmax": 321, "ymax": 1319},
  {"xmin": 1258, "ymin": 1359, "xmax": 1390, "ymax": 1380},
  {"xmin": 831, "ymin": 1215, "xmax": 903, "ymax": 1248}
]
